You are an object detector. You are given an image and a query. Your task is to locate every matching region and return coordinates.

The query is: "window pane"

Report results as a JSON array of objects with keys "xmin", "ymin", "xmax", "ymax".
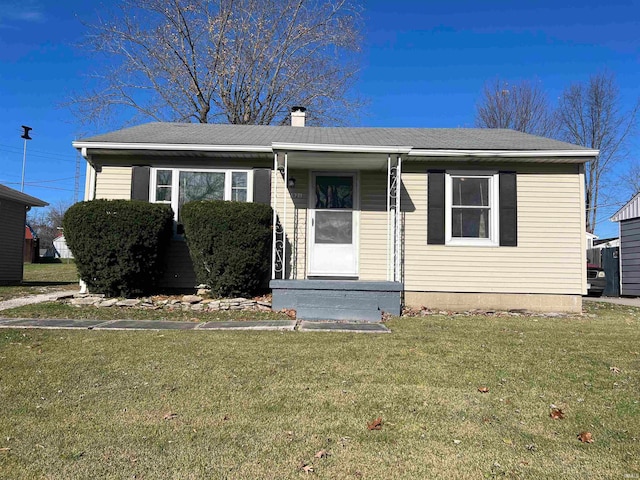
[
  {"xmin": 157, "ymin": 170, "xmax": 172, "ymax": 186},
  {"xmin": 315, "ymin": 211, "xmax": 353, "ymax": 244},
  {"xmin": 232, "ymin": 189, "xmax": 247, "ymax": 202},
  {"xmin": 156, "ymin": 186, "xmax": 172, "ymax": 202},
  {"xmin": 178, "ymin": 172, "xmax": 225, "ymax": 218},
  {"xmin": 315, "ymin": 176, "xmax": 353, "ymax": 209},
  {"xmin": 452, "ymin": 208, "xmax": 490, "ymax": 238},
  {"xmin": 232, "ymin": 172, "xmax": 247, "ymax": 188},
  {"xmin": 452, "ymin": 177, "xmax": 489, "ymax": 206}
]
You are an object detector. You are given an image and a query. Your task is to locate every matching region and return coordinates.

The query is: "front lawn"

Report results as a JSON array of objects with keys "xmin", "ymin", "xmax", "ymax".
[
  {"xmin": 0, "ymin": 304, "xmax": 638, "ymax": 478},
  {"xmin": 0, "ymin": 262, "xmax": 79, "ymax": 301}
]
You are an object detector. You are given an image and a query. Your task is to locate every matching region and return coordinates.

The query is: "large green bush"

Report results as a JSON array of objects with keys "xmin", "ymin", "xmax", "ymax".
[
  {"xmin": 181, "ymin": 201, "xmax": 272, "ymax": 297},
  {"xmin": 63, "ymin": 200, "xmax": 174, "ymax": 297}
]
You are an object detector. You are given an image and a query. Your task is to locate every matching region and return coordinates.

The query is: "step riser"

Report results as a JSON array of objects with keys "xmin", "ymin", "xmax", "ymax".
[{"xmin": 270, "ymin": 280, "xmax": 402, "ymax": 322}]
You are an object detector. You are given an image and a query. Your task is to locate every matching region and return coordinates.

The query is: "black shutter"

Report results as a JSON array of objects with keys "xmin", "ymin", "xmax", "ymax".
[
  {"xmin": 131, "ymin": 166, "xmax": 151, "ymax": 201},
  {"xmin": 499, "ymin": 172, "xmax": 517, "ymax": 246},
  {"xmin": 427, "ymin": 170, "xmax": 446, "ymax": 245},
  {"xmin": 253, "ymin": 168, "xmax": 272, "ymax": 205}
]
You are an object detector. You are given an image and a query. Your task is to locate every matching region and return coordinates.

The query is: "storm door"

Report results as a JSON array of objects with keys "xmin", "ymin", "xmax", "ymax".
[{"xmin": 308, "ymin": 173, "xmax": 358, "ymax": 276}]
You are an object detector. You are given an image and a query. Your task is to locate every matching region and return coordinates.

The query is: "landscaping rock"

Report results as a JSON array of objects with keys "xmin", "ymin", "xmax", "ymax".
[
  {"xmin": 71, "ymin": 297, "xmax": 99, "ymax": 306},
  {"xmin": 182, "ymin": 295, "xmax": 203, "ymax": 304},
  {"xmin": 116, "ymin": 299, "xmax": 141, "ymax": 307},
  {"xmin": 98, "ymin": 299, "xmax": 119, "ymax": 308}
]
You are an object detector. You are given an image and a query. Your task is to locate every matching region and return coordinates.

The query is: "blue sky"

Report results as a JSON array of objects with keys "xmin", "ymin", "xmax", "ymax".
[{"xmin": 1, "ymin": 0, "xmax": 638, "ymax": 237}]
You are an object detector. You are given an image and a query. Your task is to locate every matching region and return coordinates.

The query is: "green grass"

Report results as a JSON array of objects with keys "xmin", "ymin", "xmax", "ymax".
[
  {"xmin": 0, "ymin": 263, "xmax": 79, "ymax": 301},
  {"xmin": 1, "ymin": 304, "xmax": 639, "ymax": 478}
]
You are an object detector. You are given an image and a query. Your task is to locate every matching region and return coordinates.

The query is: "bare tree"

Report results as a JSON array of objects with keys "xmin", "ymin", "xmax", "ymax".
[
  {"xmin": 69, "ymin": 0, "xmax": 363, "ymax": 127},
  {"xmin": 557, "ymin": 72, "xmax": 639, "ymax": 233},
  {"xmin": 475, "ymin": 78, "xmax": 557, "ymax": 137},
  {"xmin": 27, "ymin": 201, "xmax": 71, "ymax": 251}
]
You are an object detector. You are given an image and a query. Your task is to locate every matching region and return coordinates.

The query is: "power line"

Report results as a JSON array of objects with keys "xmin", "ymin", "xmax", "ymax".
[{"xmin": 0, "ymin": 143, "xmax": 73, "ymax": 159}]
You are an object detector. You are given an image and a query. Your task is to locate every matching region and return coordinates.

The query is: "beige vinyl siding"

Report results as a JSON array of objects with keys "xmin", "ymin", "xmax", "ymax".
[
  {"xmin": 0, "ymin": 199, "xmax": 26, "ymax": 284},
  {"xmin": 95, "ymin": 166, "xmax": 132, "ymax": 199},
  {"xmin": 402, "ymin": 162, "xmax": 584, "ymax": 295},
  {"xmin": 359, "ymin": 170, "xmax": 388, "ymax": 280}
]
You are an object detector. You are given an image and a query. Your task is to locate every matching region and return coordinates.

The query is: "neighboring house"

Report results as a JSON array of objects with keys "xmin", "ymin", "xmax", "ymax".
[
  {"xmin": 593, "ymin": 237, "xmax": 620, "ymax": 249},
  {"xmin": 24, "ymin": 225, "xmax": 38, "ymax": 263},
  {"xmin": 0, "ymin": 185, "xmax": 48, "ymax": 285},
  {"xmin": 53, "ymin": 234, "xmax": 74, "ymax": 259},
  {"xmin": 73, "ymin": 110, "xmax": 597, "ymax": 319},
  {"xmin": 611, "ymin": 193, "xmax": 640, "ymax": 296}
]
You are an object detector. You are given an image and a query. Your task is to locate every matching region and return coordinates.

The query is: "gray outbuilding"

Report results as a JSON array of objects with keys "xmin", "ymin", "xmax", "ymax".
[
  {"xmin": 0, "ymin": 185, "xmax": 48, "ymax": 285},
  {"xmin": 611, "ymin": 193, "xmax": 640, "ymax": 296}
]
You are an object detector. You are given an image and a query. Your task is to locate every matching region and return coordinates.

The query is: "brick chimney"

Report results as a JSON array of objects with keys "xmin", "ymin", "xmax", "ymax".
[{"xmin": 290, "ymin": 106, "xmax": 306, "ymax": 127}]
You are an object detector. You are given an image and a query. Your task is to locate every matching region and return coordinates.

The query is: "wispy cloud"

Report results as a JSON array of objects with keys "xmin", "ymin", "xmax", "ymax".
[{"xmin": 0, "ymin": 1, "xmax": 45, "ymax": 27}]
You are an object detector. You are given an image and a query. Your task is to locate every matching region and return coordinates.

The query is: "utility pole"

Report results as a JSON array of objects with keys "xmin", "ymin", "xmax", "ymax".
[{"xmin": 20, "ymin": 125, "xmax": 32, "ymax": 192}]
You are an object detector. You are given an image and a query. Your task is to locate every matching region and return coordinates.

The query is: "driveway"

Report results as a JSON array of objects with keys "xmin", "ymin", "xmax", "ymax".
[{"xmin": 583, "ymin": 296, "xmax": 640, "ymax": 307}]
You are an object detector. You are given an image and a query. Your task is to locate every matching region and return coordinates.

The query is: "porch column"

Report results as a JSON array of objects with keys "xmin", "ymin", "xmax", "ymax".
[
  {"xmin": 271, "ymin": 152, "xmax": 278, "ymax": 279},
  {"xmin": 387, "ymin": 155, "xmax": 402, "ymax": 282},
  {"xmin": 271, "ymin": 151, "xmax": 289, "ymax": 280},
  {"xmin": 395, "ymin": 155, "xmax": 402, "ymax": 282}
]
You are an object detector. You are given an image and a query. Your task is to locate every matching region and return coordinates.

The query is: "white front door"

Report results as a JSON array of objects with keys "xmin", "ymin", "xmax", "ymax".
[{"xmin": 308, "ymin": 173, "xmax": 358, "ymax": 276}]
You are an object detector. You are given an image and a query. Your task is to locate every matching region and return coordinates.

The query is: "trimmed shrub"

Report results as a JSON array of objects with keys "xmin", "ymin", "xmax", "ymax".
[
  {"xmin": 63, "ymin": 200, "xmax": 174, "ymax": 297},
  {"xmin": 181, "ymin": 201, "xmax": 272, "ymax": 298}
]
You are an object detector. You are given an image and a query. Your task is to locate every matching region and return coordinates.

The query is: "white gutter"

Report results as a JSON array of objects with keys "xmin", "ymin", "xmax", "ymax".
[
  {"xmin": 408, "ymin": 149, "xmax": 599, "ymax": 157},
  {"xmin": 72, "ymin": 141, "xmax": 272, "ymax": 153},
  {"xmin": 72, "ymin": 140, "xmax": 598, "ymax": 159},
  {"xmin": 271, "ymin": 142, "xmax": 413, "ymax": 154}
]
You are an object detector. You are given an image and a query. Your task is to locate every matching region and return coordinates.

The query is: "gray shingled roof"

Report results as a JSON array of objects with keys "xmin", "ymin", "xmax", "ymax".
[
  {"xmin": 0, "ymin": 184, "xmax": 48, "ymax": 207},
  {"xmin": 80, "ymin": 122, "xmax": 590, "ymax": 151}
]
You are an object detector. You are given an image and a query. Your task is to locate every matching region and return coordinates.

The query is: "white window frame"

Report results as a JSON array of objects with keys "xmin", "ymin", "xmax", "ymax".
[
  {"xmin": 445, "ymin": 170, "xmax": 499, "ymax": 247},
  {"xmin": 149, "ymin": 167, "xmax": 254, "ymax": 223}
]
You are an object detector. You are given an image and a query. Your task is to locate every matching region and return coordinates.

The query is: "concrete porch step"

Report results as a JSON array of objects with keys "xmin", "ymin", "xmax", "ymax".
[{"xmin": 270, "ymin": 280, "xmax": 402, "ymax": 322}]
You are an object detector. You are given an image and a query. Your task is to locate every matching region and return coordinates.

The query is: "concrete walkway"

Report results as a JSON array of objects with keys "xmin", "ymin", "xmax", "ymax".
[
  {"xmin": 0, "ymin": 317, "xmax": 390, "ymax": 333},
  {"xmin": 0, "ymin": 290, "xmax": 78, "ymax": 311},
  {"xmin": 583, "ymin": 296, "xmax": 640, "ymax": 307},
  {"xmin": 0, "ymin": 290, "xmax": 390, "ymax": 333}
]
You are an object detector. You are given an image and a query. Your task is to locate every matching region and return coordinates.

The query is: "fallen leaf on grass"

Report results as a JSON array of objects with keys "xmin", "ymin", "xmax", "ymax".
[
  {"xmin": 281, "ymin": 308, "xmax": 297, "ymax": 319},
  {"xmin": 550, "ymin": 408, "xmax": 565, "ymax": 420},
  {"xmin": 609, "ymin": 366, "xmax": 621, "ymax": 374},
  {"xmin": 367, "ymin": 417, "xmax": 383, "ymax": 430},
  {"xmin": 577, "ymin": 431, "xmax": 594, "ymax": 443},
  {"xmin": 478, "ymin": 386, "xmax": 490, "ymax": 393},
  {"xmin": 314, "ymin": 449, "xmax": 329, "ymax": 459},
  {"xmin": 163, "ymin": 412, "xmax": 178, "ymax": 420},
  {"xmin": 298, "ymin": 462, "xmax": 314, "ymax": 473}
]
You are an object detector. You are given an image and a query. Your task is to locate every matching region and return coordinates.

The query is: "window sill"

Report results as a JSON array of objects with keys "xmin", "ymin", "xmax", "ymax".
[{"xmin": 445, "ymin": 238, "xmax": 499, "ymax": 247}]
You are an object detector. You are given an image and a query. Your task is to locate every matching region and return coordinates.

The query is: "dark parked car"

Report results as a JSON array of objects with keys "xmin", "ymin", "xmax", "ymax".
[{"xmin": 587, "ymin": 263, "xmax": 606, "ymax": 296}]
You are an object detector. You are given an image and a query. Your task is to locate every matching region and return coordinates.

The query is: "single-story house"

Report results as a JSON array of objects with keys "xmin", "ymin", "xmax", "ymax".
[
  {"xmin": 72, "ymin": 109, "xmax": 597, "ymax": 319},
  {"xmin": 53, "ymin": 234, "xmax": 74, "ymax": 259},
  {"xmin": 611, "ymin": 193, "xmax": 640, "ymax": 296},
  {"xmin": 0, "ymin": 184, "xmax": 48, "ymax": 285}
]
